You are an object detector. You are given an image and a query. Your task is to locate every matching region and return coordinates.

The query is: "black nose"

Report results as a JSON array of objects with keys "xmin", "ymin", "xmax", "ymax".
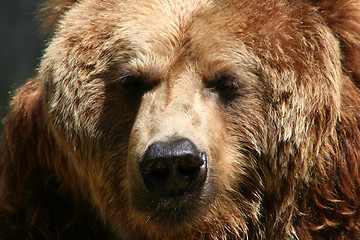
[{"xmin": 140, "ymin": 138, "xmax": 207, "ymax": 198}]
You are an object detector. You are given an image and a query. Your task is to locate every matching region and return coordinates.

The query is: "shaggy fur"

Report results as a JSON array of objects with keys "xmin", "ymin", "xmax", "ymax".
[{"xmin": 1, "ymin": 0, "xmax": 360, "ymax": 239}]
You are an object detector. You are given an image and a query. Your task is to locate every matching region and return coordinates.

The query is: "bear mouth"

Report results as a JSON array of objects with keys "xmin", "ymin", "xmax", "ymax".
[
  {"xmin": 130, "ymin": 170, "xmax": 217, "ymax": 226},
  {"xmin": 131, "ymin": 186, "xmax": 207, "ymax": 225}
]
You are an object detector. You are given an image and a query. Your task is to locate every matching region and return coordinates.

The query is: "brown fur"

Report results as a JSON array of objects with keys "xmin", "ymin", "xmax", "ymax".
[{"xmin": 1, "ymin": 0, "xmax": 359, "ymax": 239}]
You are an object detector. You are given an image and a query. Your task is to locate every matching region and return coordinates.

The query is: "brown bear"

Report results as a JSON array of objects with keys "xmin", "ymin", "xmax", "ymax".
[{"xmin": 1, "ymin": 0, "xmax": 360, "ymax": 239}]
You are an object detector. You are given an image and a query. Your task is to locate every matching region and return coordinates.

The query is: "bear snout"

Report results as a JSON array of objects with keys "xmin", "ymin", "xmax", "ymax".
[{"xmin": 139, "ymin": 138, "xmax": 208, "ymax": 198}]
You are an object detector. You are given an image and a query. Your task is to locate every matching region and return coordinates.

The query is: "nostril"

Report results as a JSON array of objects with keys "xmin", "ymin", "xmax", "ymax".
[
  {"xmin": 142, "ymin": 160, "xmax": 168, "ymax": 180},
  {"xmin": 177, "ymin": 152, "xmax": 207, "ymax": 180},
  {"xmin": 178, "ymin": 165, "xmax": 199, "ymax": 177}
]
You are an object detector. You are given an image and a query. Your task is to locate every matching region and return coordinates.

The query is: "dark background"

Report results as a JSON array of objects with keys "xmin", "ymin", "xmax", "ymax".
[{"xmin": 0, "ymin": 0, "xmax": 45, "ymax": 133}]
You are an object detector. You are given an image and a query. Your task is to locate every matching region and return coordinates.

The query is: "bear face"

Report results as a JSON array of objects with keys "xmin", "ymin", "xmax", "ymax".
[
  {"xmin": 1, "ymin": 0, "xmax": 360, "ymax": 239},
  {"xmin": 42, "ymin": 1, "xmax": 255, "ymax": 235}
]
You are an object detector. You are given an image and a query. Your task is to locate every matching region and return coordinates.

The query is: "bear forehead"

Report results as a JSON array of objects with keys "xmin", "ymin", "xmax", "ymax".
[
  {"xmin": 52, "ymin": 0, "xmax": 254, "ymax": 77},
  {"xmin": 50, "ymin": 0, "xmax": 327, "ymax": 82},
  {"xmin": 61, "ymin": 0, "xmax": 306, "ymax": 43}
]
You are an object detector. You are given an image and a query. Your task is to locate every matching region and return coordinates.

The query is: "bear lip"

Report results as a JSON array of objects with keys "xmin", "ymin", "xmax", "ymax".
[{"xmin": 131, "ymin": 190, "xmax": 206, "ymax": 226}]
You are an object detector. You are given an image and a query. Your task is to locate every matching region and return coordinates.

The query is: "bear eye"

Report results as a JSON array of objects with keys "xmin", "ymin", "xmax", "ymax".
[
  {"xmin": 205, "ymin": 71, "xmax": 243, "ymax": 103},
  {"xmin": 119, "ymin": 74, "xmax": 154, "ymax": 95}
]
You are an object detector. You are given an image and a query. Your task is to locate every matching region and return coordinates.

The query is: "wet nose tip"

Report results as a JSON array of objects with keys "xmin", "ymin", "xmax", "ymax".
[{"xmin": 139, "ymin": 138, "xmax": 208, "ymax": 197}]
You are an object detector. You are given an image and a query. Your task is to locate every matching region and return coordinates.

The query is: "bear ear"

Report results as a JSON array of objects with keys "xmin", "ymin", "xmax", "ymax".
[
  {"xmin": 38, "ymin": 0, "xmax": 78, "ymax": 35},
  {"xmin": 310, "ymin": 0, "xmax": 360, "ymax": 86}
]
